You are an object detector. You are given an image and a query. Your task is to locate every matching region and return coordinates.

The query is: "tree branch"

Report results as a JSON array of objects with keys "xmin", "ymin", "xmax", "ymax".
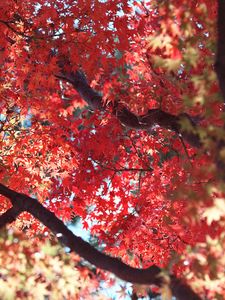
[
  {"xmin": 56, "ymin": 70, "xmax": 103, "ymax": 110},
  {"xmin": 92, "ymin": 158, "xmax": 153, "ymax": 173},
  {"xmin": 214, "ymin": 0, "xmax": 225, "ymax": 180},
  {"xmin": 0, "ymin": 206, "xmax": 22, "ymax": 229},
  {"xmin": 215, "ymin": 0, "xmax": 225, "ymax": 102},
  {"xmin": 0, "ymin": 183, "xmax": 201, "ymax": 300},
  {"xmin": 58, "ymin": 70, "xmax": 201, "ymax": 148}
]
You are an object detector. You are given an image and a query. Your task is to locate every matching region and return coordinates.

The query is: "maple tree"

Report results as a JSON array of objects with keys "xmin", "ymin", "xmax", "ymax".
[{"xmin": 0, "ymin": 0, "xmax": 225, "ymax": 299}]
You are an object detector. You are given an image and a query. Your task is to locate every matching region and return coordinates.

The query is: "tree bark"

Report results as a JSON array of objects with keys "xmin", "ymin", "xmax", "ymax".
[
  {"xmin": 0, "ymin": 183, "xmax": 201, "ymax": 300},
  {"xmin": 57, "ymin": 70, "xmax": 202, "ymax": 148}
]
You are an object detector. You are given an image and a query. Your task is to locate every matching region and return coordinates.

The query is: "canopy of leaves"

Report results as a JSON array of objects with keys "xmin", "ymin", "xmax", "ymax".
[{"xmin": 0, "ymin": 0, "xmax": 225, "ymax": 299}]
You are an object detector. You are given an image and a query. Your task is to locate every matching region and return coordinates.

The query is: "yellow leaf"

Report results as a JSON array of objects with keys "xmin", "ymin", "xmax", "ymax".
[{"xmin": 203, "ymin": 197, "xmax": 225, "ymax": 225}]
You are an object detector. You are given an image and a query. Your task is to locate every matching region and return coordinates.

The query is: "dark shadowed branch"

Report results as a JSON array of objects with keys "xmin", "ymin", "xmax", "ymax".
[
  {"xmin": 215, "ymin": 0, "xmax": 225, "ymax": 103},
  {"xmin": 0, "ymin": 206, "xmax": 22, "ymax": 229},
  {"xmin": 214, "ymin": 0, "xmax": 225, "ymax": 179},
  {"xmin": 0, "ymin": 183, "xmax": 201, "ymax": 300},
  {"xmin": 58, "ymin": 70, "xmax": 202, "ymax": 148}
]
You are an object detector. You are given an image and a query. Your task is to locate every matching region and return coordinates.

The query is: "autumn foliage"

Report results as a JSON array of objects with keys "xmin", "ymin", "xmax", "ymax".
[{"xmin": 0, "ymin": 0, "xmax": 225, "ymax": 299}]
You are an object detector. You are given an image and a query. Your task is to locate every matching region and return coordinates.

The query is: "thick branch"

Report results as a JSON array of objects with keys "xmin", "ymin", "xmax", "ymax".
[
  {"xmin": 58, "ymin": 70, "xmax": 201, "ymax": 148},
  {"xmin": 0, "ymin": 183, "xmax": 201, "ymax": 300},
  {"xmin": 215, "ymin": 0, "xmax": 225, "ymax": 102},
  {"xmin": 214, "ymin": 0, "xmax": 225, "ymax": 180},
  {"xmin": 56, "ymin": 70, "xmax": 103, "ymax": 110}
]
